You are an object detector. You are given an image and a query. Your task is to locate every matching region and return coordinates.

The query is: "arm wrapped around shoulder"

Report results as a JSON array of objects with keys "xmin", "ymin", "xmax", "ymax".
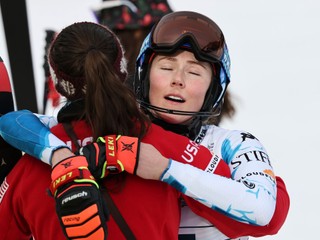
[{"xmin": 142, "ymin": 123, "xmax": 231, "ymax": 178}]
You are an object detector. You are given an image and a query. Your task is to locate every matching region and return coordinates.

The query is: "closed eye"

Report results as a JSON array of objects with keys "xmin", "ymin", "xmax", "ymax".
[
  {"xmin": 161, "ymin": 67, "xmax": 173, "ymax": 71},
  {"xmin": 189, "ymin": 71, "xmax": 200, "ymax": 76}
]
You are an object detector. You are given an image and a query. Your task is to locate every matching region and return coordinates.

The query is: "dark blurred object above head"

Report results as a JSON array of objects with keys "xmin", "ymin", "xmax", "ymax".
[
  {"xmin": 92, "ymin": 0, "xmax": 173, "ymax": 30},
  {"xmin": 93, "ymin": 0, "xmax": 173, "ymax": 80}
]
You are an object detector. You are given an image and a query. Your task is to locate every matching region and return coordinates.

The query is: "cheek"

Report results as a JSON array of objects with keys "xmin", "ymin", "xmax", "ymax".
[
  {"xmin": 190, "ymin": 81, "xmax": 210, "ymax": 103},
  {"xmin": 149, "ymin": 70, "xmax": 164, "ymax": 104},
  {"xmin": 194, "ymin": 89, "xmax": 208, "ymax": 110},
  {"xmin": 187, "ymin": 79, "xmax": 211, "ymax": 112}
]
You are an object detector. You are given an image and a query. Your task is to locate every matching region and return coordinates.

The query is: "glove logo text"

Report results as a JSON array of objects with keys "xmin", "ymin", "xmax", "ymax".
[
  {"xmin": 63, "ymin": 216, "xmax": 81, "ymax": 223},
  {"xmin": 62, "ymin": 190, "xmax": 88, "ymax": 205},
  {"xmin": 107, "ymin": 136, "xmax": 115, "ymax": 157},
  {"xmin": 52, "ymin": 172, "xmax": 73, "ymax": 190}
]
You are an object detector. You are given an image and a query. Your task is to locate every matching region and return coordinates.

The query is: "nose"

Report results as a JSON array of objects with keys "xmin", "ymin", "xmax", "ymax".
[{"xmin": 170, "ymin": 71, "xmax": 185, "ymax": 88}]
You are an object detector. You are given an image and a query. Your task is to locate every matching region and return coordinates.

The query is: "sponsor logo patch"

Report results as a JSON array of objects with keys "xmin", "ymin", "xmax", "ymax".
[{"xmin": 205, "ymin": 155, "xmax": 221, "ymax": 174}]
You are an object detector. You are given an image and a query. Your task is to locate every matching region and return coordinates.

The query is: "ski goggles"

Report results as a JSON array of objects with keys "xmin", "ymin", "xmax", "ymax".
[{"xmin": 150, "ymin": 11, "xmax": 225, "ymax": 62}]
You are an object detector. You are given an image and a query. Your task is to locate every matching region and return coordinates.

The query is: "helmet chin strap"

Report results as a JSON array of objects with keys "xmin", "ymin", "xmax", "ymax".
[
  {"xmin": 138, "ymin": 100, "xmax": 221, "ymax": 117},
  {"xmin": 144, "ymin": 104, "xmax": 206, "ymax": 140},
  {"xmin": 140, "ymin": 97, "xmax": 223, "ymax": 139}
]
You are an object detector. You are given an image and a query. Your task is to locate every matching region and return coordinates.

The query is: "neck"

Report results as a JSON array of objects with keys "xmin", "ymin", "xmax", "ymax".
[{"xmin": 150, "ymin": 114, "xmax": 202, "ymax": 140}]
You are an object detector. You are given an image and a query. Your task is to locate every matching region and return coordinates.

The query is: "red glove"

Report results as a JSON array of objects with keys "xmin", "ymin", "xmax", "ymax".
[
  {"xmin": 78, "ymin": 135, "xmax": 140, "ymax": 177},
  {"xmin": 50, "ymin": 156, "xmax": 109, "ymax": 240},
  {"xmin": 142, "ymin": 124, "xmax": 231, "ymax": 178}
]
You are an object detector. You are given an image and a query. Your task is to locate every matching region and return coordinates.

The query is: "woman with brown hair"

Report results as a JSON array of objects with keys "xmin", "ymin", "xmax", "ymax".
[{"xmin": 0, "ymin": 21, "xmax": 229, "ymax": 240}]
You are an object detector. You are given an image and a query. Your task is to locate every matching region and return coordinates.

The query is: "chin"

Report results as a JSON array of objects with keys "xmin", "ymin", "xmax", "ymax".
[{"xmin": 158, "ymin": 112, "xmax": 192, "ymax": 125}]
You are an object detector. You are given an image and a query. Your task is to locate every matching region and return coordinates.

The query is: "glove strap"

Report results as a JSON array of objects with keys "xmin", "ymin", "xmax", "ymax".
[
  {"xmin": 99, "ymin": 135, "xmax": 139, "ymax": 174},
  {"xmin": 98, "ymin": 135, "xmax": 123, "ymax": 174},
  {"xmin": 116, "ymin": 136, "xmax": 139, "ymax": 174}
]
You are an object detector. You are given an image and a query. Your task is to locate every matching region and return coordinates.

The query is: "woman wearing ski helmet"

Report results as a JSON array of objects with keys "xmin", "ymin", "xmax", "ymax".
[
  {"xmin": 133, "ymin": 11, "xmax": 289, "ymax": 239},
  {"xmin": 134, "ymin": 11, "xmax": 230, "ymax": 137}
]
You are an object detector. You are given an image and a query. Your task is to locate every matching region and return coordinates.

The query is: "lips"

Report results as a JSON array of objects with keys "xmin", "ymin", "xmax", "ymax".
[{"xmin": 164, "ymin": 95, "xmax": 185, "ymax": 103}]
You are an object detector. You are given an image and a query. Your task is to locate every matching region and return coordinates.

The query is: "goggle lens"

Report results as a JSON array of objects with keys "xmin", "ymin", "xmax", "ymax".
[{"xmin": 151, "ymin": 11, "xmax": 225, "ymax": 61}]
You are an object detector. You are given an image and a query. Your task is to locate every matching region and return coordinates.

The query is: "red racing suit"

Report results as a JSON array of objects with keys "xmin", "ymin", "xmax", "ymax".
[
  {"xmin": 0, "ymin": 120, "xmax": 181, "ymax": 240},
  {"xmin": 0, "ymin": 116, "xmax": 289, "ymax": 239}
]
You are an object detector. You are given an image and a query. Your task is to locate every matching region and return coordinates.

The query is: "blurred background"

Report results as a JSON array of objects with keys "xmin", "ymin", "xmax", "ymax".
[{"xmin": 1, "ymin": 0, "xmax": 320, "ymax": 239}]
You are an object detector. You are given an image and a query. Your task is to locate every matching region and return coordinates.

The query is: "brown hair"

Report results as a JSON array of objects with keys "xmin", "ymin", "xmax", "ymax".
[
  {"xmin": 114, "ymin": 28, "xmax": 151, "ymax": 85},
  {"xmin": 49, "ymin": 22, "xmax": 149, "ymax": 140}
]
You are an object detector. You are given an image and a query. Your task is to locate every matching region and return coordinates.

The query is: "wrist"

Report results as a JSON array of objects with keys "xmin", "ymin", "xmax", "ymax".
[
  {"xmin": 51, "ymin": 147, "xmax": 75, "ymax": 167},
  {"xmin": 159, "ymin": 158, "xmax": 172, "ymax": 180}
]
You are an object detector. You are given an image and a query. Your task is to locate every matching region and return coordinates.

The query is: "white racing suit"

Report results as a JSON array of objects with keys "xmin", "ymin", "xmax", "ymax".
[{"xmin": 167, "ymin": 125, "xmax": 276, "ymax": 240}]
